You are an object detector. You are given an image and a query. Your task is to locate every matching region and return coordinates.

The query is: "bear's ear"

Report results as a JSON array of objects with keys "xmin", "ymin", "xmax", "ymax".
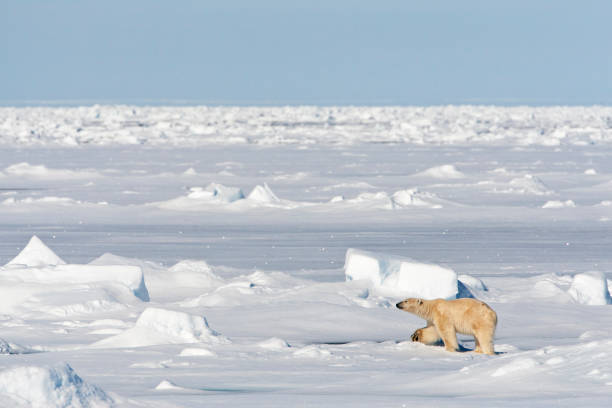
[{"xmin": 418, "ymin": 299, "xmax": 423, "ymax": 305}]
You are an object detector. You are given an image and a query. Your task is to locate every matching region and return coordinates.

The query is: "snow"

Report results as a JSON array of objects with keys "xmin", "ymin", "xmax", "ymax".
[
  {"xmin": 6, "ymin": 235, "xmax": 66, "ymax": 267},
  {"xmin": 390, "ymin": 188, "xmax": 445, "ymax": 209},
  {"xmin": 501, "ymin": 174, "xmax": 552, "ymax": 195},
  {"xmin": 2, "ymin": 105, "xmax": 612, "ymax": 147},
  {"xmin": 0, "ymin": 363, "xmax": 113, "ymax": 408},
  {"xmin": 567, "ymin": 271, "xmax": 612, "ymax": 305},
  {"xmin": 491, "ymin": 357, "xmax": 540, "ymax": 377},
  {"xmin": 178, "ymin": 347, "xmax": 217, "ymax": 357},
  {"xmin": 542, "ymin": 199, "xmax": 576, "ymax": 209},
  {"xmin": 415, "ymin": 164, "xmax": 465, "ymax": 179},
  {"xmin": 257, "ymin": 337, "xmax": 290, "ymax": 350},
  {"xmin": 344, "ymin": 248, "xmax": 458, "ymax": 299},
  {"xmin": 1, "ymin": 162, "xmax": 100, "ymax": 180},
  {"xmin": 1, "ymin": 105, "xmax": 612, "ymax": 406},
  {"xmin": 92, "ymin": 307, "xmax": 226, "ymax": 348},
  {"xmin": 458, "ymin": 274, "xmax": 488, "ymax": 292}
]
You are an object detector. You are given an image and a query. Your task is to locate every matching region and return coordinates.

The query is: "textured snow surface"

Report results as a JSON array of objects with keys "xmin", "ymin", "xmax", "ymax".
[
  {"xmin": 92, "ymin": 307, "xmax": 225, "ymax": 348},
  {"xmin": 2, "ymin": 105, "xmax": 612, "ymax": 147},
  {"xmin": 0, "ymin": 363, "xmax": 113, "ymax": 408},
  {"xmin": 1, "ymin": 106, "xmax": 612, "ymax": 407}
]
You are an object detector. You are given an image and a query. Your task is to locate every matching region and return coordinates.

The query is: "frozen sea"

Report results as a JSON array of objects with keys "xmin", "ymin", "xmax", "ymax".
[{"xmin": 0, "ymin": 105, "xmax": 612, "ymax": 407}]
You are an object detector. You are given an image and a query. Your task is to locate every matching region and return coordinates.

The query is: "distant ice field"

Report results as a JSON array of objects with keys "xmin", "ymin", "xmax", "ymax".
[
  {"xmin": 1, "ymin": 143, "xmax": 611, "ymax": 277},
  {"xmin": 2, "ymin": 105, "xmax": 612, "ymax": 147}
]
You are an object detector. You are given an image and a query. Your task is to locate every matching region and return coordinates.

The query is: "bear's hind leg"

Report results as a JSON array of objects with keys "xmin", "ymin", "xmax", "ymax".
[
  {"xmin": 411, "ymin": 325, "xmax": 440, "ymax": 345},
  {"xmin": 474, "ymin": 330, "xmax": 495, "ymax": 355}
]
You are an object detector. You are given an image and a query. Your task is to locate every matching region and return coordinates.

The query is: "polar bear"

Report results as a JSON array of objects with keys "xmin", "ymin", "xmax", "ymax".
[{"xmin": 396, "ymin": 297, "xmax": 497, "ymax": 355}]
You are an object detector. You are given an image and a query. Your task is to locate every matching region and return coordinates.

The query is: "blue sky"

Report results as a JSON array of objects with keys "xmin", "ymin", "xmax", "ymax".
[{"xmin": 1, "ymin": 0, "xmax": 611, "ymax": 106}]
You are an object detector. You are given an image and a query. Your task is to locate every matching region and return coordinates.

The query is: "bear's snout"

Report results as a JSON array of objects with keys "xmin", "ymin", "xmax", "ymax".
[{"xmin": 396, "ymin": 301, "xmax": 403, "ymax": 309}]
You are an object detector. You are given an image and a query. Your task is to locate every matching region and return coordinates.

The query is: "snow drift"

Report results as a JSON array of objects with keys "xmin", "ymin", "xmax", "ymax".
[
  {"xmin": 92, "ymin": 307, "xmax": 227, "ymax": 348},
  {"xmin": 344, "ymin": 248, "xmax": 458, "ymax": 299},
  {"xmin": 0, "ymin": 363, "xmax": 113, "ymax": 408},
  {"xmin": 90, "ymin": 253, "xmax": 222, "ymax": 300},
  {"xmin": 153, "ymin": 182, "xmax": 303, "ymax": 210},
  {"xmin": 415, "ymin": 164, "xmax": 465, "ymax": 179}
]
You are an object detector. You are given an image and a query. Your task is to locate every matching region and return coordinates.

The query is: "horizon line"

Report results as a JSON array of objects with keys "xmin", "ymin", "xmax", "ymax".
[{"xmin": 1, "ymin": 97, "xmax": 611, "ymax": 109}]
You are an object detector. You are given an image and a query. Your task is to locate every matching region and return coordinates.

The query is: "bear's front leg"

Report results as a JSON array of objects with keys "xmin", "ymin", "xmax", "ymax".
[
  {"xmin": 410, "ymin": 324, "xmax": 440, "ymax": 345},
  {"xmin": 436, "ymin": 324, "xmax": 459, "ymax": 352}
]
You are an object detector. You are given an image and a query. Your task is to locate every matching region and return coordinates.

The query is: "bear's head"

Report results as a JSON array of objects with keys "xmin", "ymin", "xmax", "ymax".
[{"xmin": 396, "ymin": 298, "xmax": 424, "ymax": 313}]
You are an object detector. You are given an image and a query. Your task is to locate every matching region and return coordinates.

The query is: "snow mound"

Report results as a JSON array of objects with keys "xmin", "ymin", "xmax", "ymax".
[
  {"xmin": 0, "ymin": 363, "xmax": 113, "ymax": 408},
  {"xmin": 0, "ymin": 338, "xmax": 31, "ymax": 355},
  {"xmin": 166, "ymin": 260, "xmax": 224, "ymax": 288},
  {"xmin": 344, "ymin": 248, "xmax": 458, "ymax": 299},
  {"xmin": 0, "ymin": 196, "xmax": 105, "ymax": 207},
  {"xmin": 90, "ymin": 254, "xmax": 221, "ymax": 301},
  {"xmin": 505, "ymin": 175, "xmax": 552, "ymax": 195},
  {"xmin": 491, "ymin": 357, "xmax": 540, "ymax": 377},
  {"xmin": 154, "ymin": 380, "xmax": 186, "ymax": 391},
  {"xmin": 1, "ymin": 247, "xmax": 149, "ymax": 316},
  {"xmin": 178, "ymin": 347, "xmax": 217, "ymax": 357},
  {"xmin": 293, "ymin": 345, "xmax": 332, "ymax": 359},
  {"xmin": 6, "ymin": 235, "xmax": 66, "ymax": 267},
  {"xmin": 155, "ymin": 182, "xmax": 245, "ymax": 210},
  {"xmin": 391, "ymin": 188, "xmax": 444, "ymax": 209},
  {"xmin": 257, "ymin": 337, "xmax": 290, "ymax": 350},
  {"xmin": 567, "ymin": 272, "xmax": 612, "ymax": 305},
  {"xmin": 198, "ymin": 183, "xmax": 245, "ymax": 203},
  {"xmin": 0, "ymin": 264, "xmax": 149, "ymax": 302},
  {"xmin": 247, "ymin": 183, "xmax": 280, "ymax": 203},
  {"xmin": 416, "ymin": 164, "xmax": 465, "ymax": 179},
  {"xmin": 340, "ymin": 192, "xmax": 394, "ymax": 210},
  {"xmin": 334, "ymin": 189, "xmax": 449, "ymax": 210},
  {"xmin": 92, "ymin": 307, "xmax": 227, "ymax": 348},
  {"xmin": 152, "ymin": 182, "xmax": 304, "ymax": 210},
  {"xmin": 542, "ymin": 200, "xmax": 576, "ymax": 209},
  {"xmin": 2, "ymin": 162, "xmax": 100, "ymax": 179}
]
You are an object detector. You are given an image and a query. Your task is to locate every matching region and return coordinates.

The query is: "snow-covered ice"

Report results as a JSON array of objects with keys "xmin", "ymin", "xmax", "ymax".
[
  {"xmin": 92, "ymin": 307, "xmax": 226, "ymax": 348},
  {"xmin": 567, "ymin": 271, "xmax": 612, "ymax": 305},
  {"xmin": 0, "ymin": 363, "xmax": 113, "ymax": 408},
  {"xmin": 0, "ymin": 105, "xmax": 612, "ymax": 407},
  {"xmin": 344, "ymin": 248, "xmax": 458, "ymax": 299}
]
